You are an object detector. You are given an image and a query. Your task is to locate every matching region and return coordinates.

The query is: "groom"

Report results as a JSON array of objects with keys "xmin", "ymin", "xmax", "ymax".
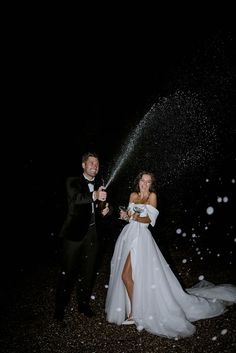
[{"xmin": 54, "ymin": 152, "xmax": 111, "ymax": 322}]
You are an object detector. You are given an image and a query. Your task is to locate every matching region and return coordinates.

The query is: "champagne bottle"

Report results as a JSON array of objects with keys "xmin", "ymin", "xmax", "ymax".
[
  {"xmin": 99, "ymin": 178, "xmax": 106, "ymax": 210},
  {"xmin": 99, "ymin": 200, "xmax": 106, "ymax": 210}
]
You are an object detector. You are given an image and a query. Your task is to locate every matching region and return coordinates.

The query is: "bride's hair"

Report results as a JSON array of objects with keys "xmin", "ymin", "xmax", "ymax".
[{"xmin": 133, "ymin": 171, "xmax": 157, "ymax": 193}]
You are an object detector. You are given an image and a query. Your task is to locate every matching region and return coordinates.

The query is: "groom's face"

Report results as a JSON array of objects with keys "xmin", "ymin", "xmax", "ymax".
[{"xmin": 82, "ymin": 156, "xmax": 99, "ymax": 179}]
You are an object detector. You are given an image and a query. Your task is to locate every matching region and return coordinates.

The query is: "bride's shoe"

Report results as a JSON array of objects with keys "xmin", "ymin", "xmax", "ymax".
[{"xmin": 122, "ymin": 317, "xmax": 135, "ymax": 325}]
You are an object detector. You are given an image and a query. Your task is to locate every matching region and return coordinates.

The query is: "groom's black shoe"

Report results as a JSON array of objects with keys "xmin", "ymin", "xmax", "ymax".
[
  {"xmin": 78, "ymin": 304, "xmax": 95, "ymax": 318},
  {"xmin": 53, "ymin": 310, "xmax": 67, "ymax": 328},
  {"xmin": 53, "ymin": 308, "xmax": 65, "ymax": 322}
]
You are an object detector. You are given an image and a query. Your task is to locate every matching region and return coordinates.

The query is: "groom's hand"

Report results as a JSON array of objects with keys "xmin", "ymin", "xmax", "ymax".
[
  {"xmin": 101, "ymin": 202, "xmax": 110, "ymax": 216},
  {"xmin": 93, "ymin": 186, "xmax": 107, "ymax": 202}
]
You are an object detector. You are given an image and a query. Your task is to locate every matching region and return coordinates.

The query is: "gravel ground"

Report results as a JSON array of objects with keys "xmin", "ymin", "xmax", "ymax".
[{"xmin": 1, "ymin": 234, "xmax": 236, "ymax": 353}]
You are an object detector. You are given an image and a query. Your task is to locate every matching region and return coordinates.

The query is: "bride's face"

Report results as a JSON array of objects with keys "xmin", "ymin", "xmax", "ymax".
[{"xmin": 139, "ymin": 174, "xmax": 152, "ymax": 192}]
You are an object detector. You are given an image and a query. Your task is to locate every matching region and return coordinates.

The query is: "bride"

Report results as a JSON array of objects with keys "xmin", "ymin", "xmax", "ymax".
[{"xmin": 105, "ymin": 171, "xmax": 236, "ymax": 338}]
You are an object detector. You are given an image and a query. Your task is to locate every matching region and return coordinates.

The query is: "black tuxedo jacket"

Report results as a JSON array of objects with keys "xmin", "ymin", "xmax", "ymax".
[{"xmin": 59, "ymin": 175, "xmax": 106, "ymax": 241}]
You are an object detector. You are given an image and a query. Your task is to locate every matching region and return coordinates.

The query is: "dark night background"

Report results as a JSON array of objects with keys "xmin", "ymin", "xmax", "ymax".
[
  {"xmin": 9, "ymin": 13, "xmax": 234, "ymax": 269},
  {"xmin": 2, "ymin": 8, "xmax": 236, "ymax": 352}
]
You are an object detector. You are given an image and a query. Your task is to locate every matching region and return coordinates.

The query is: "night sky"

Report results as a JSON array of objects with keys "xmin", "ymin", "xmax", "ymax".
[
  {"xmin": 13, "ymin": 17, "xmax": 234, "ymax": 164},
  {"xmin": 9, "ymin": 13, "xmax": 235, "ymax": 269}
]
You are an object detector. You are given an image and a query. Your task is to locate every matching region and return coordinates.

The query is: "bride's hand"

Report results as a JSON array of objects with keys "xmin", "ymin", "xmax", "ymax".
[{"xmin": 132, "ymin": 212, "xmax": 140, "ymax": 221}]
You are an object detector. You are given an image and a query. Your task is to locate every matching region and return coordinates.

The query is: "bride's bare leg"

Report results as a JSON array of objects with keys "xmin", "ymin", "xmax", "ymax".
[{"xmin": 122, "ymin": 253, "xmax": 133, "ymax": 317}]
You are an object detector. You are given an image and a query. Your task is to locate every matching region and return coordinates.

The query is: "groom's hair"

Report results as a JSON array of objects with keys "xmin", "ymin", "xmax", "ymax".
[{"xmin": 82, "ymin": 152, "xmax": 99, "ymax": 163}]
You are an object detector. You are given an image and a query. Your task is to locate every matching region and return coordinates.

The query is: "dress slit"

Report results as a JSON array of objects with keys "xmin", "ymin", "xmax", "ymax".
[{"xmin": 122, "ymin": 251, "xmax": 133, "ymax": 317}]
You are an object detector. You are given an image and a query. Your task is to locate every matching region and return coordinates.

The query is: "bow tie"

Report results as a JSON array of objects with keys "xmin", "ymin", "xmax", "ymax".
[{"xmin": 86, "ymin": 179, "xmax": 95, "ymax": 185}]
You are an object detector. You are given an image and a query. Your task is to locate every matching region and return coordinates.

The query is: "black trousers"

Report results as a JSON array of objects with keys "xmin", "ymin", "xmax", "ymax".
[{"xmin": 55, "ymin": 224, "xmax": 98, "ymax": 312}]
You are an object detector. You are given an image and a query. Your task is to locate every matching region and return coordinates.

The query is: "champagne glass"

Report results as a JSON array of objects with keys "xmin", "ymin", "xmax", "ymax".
[{"xmin": 133, "ymin": 206, "xmax": 143, "ymax": 214}]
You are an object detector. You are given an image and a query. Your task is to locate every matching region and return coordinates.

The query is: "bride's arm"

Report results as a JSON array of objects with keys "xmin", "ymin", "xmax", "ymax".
[
  {"xmin": 132, "ymin": 213, "xmax": 150, "ymax": 223},
  {"xmin": 149, "ymin": 193, "xmax": 157, "ymax": 208},
  {"xmin": 127, "ymin": 193, "xmax": 135, "ymax": 218}
]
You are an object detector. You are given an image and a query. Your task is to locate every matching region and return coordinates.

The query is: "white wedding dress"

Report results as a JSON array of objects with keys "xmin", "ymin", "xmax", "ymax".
[{"xmin": 105, "ymin": 203, "xmax": 236, "ymax": 338}]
